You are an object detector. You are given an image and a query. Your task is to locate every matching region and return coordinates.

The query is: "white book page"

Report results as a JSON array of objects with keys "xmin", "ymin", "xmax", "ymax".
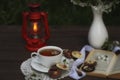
[
  {"xmin": 86, "ymin": 50, "xmax": 115, "ymax": 75},
  {"xmin": 110, "ymin": 54, "xmax": 120, "ymax": 74}
]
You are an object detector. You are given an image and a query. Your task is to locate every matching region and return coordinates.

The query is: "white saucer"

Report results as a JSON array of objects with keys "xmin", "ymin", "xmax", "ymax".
[
  {"xmin": 31, "ymin": 58, "xmax": 49, "ymax": 73},
  {"xmin": 30, "ymin": 56, "xmax": 73, "ymax": 73}
]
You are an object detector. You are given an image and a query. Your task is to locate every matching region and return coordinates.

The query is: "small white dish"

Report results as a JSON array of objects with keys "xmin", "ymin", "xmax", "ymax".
[{"xmin": 31, "ymin": 58, "xmax": 49, "ymax": 73}]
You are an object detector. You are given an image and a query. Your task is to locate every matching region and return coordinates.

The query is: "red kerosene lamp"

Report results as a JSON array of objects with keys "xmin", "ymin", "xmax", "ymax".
[{"xmin": 22, "ymin": 3, "xmax": 50, "ymax": 51}]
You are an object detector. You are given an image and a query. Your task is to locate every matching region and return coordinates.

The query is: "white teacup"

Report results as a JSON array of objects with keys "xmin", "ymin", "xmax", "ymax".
[{"xmin": 31, "ymin": 46, "xmax": 63, "ymax": 68}]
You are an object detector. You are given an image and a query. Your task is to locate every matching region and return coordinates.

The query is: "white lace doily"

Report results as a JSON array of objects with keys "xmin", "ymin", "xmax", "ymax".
[{"xmin": 20, "ymin": 58, "xmax": 74, "ymax": 80}]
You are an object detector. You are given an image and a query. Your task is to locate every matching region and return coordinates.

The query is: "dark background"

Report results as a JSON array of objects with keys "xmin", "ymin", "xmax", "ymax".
[
  {"xmin": 0, "ymin": 0, "xmax": 120, "ymax": 26},
  {"xmin": 0, "ymin": 1, "xmax": 120, "ymax": 80}
]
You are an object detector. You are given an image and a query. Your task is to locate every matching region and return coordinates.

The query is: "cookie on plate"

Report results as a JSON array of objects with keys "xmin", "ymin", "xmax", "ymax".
[
  {"xmin": 56, "ymin": 63, "xmax": 69, "ymax": 70},
  {"xmin": 72, "ymin": 51, "xmax": 82, "ymax": 60}
]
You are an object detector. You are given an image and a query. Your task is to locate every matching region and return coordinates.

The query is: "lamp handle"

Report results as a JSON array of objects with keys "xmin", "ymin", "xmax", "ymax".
[{"xmin": 41, "ymin": 12, "xmax": 50, "ymax": 40}]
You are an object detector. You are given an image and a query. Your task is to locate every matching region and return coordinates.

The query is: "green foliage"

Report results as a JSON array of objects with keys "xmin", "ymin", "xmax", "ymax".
[
  {"xmin": 102, "ymin": 40, "xmax": 120, "ymax": 51},
  {"xmin": 0, "ymin": 0, "xmax": 119, "ymax": 25},
  {"xmin": 0, "ymin": 0, "xmax": 22, "ymax": 24}
]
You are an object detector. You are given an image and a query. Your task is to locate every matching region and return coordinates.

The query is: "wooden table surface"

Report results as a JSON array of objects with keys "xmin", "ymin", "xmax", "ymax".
[{"xmin": 0, "ymin": 25, "xmax": 120, "ymax": 80}]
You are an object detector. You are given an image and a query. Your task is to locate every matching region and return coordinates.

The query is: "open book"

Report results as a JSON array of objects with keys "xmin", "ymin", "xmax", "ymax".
[{"xmin": 80, "ymin": 49, "xmax": 120, "ymax": 79}]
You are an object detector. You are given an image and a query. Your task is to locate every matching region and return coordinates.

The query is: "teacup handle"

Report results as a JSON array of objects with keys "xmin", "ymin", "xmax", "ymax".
[
  {"xmin": 31, "ymin": 52, "xmax": 41, "ymax": 64},
  {"xmin": 31, "ymin": 52, "xmax": 48, "ymax": 68},
  {"xmin": 31, "ymin": 52, "xmax": 39, "ymax": 59}
]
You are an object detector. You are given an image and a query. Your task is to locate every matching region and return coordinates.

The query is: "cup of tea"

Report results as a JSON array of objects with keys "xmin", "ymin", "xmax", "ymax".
[{"xmin": 31, "ymin": 46, "xmax": 63, "ymax": 68}]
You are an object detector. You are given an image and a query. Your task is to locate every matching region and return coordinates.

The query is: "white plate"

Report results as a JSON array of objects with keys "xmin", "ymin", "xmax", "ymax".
[{"xmin": 31, "ymin": 58, "xmax": 49, "ymax": 73}]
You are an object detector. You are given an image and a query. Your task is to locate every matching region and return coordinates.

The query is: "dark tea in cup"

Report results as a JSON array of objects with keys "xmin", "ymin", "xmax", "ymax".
[
  {"xmin": 40, "ymin": 49, "xmax": 61, "ymax": 56},
  {"xmin": 31, "ymin": 46, "xmax": 63, "ymax": 68}
]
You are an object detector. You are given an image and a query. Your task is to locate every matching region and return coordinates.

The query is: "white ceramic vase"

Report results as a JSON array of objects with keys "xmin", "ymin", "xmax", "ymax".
[{"xmin": 88, "ymin": 6, "xmax": 108, "ymax": 49}]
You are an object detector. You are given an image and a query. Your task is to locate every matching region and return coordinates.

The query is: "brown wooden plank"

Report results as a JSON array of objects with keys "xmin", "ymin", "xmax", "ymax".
[{"xmin": 0, "ymin": 25, "xmax": 120, "ymax": 80}]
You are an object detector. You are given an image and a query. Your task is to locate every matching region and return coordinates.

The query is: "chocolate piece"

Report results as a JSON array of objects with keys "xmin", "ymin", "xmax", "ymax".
[
  {"xmin": 48, "ymin": 65, "xmax": 62, "ymax": 79},
  {"xmin": 81, "ymin": 61, "xmax": 97, "ymax": 72},
  {"xmin": 76, "ymin": 69, "xmax": 83, "ymax": 76},
  {"xmin": 63, "ymin": 49, "xmax": 72, "ymax": 59}
]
